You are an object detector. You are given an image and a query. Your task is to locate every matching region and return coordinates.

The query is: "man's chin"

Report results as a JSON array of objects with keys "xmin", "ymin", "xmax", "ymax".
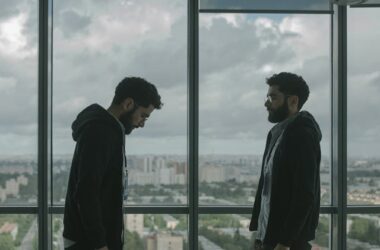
[
  {"xmin": 268, "ymin": 114, "xmax": 276, "ymax": 123},
  {"xmin": 268, "ymin": 114, "xmax": 283, "ymax": 123},
  {"xmin": 268, "ymin": 117, "xmax": 277, "ymax": 123},
  {"xmin": 124, "ymin": 128, "xmax": 134, "ymax": 135}
]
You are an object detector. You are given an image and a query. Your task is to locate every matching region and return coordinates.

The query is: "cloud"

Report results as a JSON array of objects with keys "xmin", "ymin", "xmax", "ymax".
[
  {"xmin": 0, "ymin": 13, "xmax": 29, "ymax": 56},
  {"xmin": 57, "ymin": 9, "xmax": 92, "ymax": 38},
  {"xmin": 1, "ymin": 1, "xmax": 379, "ymax": 157},
  {"xmin": 0, "ymin": 76, "xmax": 17, "ymax": 91},
  {"xmin": 0, "ymin": 0, "xmax": 25, "ymax": 21},
  {"xmin": 0, "ymin": 2, "xmax": 38, "ymax": 149},
  {"xmin": 198, "ymin": 14, "xmax": 330, "ymax": 133},
  {"xmin": 345, "ymin": 8, "xmax": 380, "ymax": 158}
]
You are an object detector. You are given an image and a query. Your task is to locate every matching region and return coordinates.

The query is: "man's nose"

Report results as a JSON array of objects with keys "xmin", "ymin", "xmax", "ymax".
[
  {"xmin": 139, "ymin": 120, "xmax": 145, "ymax": 128},
  {"xmin": 264, "ymin": 99, "xmax": 270, "ymax": 108}
]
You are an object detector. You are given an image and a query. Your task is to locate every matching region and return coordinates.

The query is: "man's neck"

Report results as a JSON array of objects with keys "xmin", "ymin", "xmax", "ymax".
[
  {"xmin": 286, "ymin": 110, "xmax": 298, "ymax": 119},
  {"xmin": 107, "ymin": 105, "xmax": 122, "ymax": 119}
]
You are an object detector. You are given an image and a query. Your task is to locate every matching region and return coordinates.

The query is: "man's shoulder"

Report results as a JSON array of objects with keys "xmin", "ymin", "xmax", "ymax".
[
  {"xmin": 80, "ymin": 121, "xmax": 121, "ymax": 140},
  {"xmin": 283, "ymin": 124, "xmax": 318, "ymax": 148},
  {"xmin": 285, "ymin": 122, "xmax": 309, "ymax": 136}
]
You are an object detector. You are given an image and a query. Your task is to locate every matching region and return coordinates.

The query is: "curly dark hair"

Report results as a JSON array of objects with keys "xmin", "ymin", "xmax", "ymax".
[
  {"xmin": 112, "ymin": 77, "xmax": 162, "ymax": 109},
  {"xmin": 266, "ymin": 72, "xmax": 309, "ymax": 110}
]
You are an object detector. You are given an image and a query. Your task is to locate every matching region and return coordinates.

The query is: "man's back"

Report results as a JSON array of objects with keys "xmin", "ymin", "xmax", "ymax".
[{"xmin": 63, "ymin": 104, "xmax": 124, "ymax": 250}]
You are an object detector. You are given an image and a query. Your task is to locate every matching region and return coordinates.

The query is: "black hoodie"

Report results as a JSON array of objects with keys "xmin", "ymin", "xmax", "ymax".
[
  {"xmin": 63, "ymin": 104, "xmax": 125, "ymax": 250},
  {"xmin": 249, "ymin": 111, "xmax": 322, "ymax": 247}
]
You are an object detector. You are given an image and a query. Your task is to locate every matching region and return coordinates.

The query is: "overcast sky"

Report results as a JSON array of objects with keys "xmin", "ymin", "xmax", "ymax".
[{"xmin": 0, "ymin": 0, "xmax": 379, "ymax": 158}]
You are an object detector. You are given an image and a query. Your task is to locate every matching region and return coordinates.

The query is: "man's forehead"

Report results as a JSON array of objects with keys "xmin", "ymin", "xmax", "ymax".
[
  {"xmin": 140, "ymin": 104, "xmax": 155, "ymax": 113},
  {"xmin": 267, "ymin": 85, "xmax": 281, "ymax": 95}
]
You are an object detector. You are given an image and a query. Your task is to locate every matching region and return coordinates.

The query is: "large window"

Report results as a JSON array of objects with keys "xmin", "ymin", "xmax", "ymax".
[
  {"xmin": 199, "ymin": 14, "xmax": 331, "ymax": 206},
  {"xmin": 0, "ymin": 0, "xmax": 38, "ymax": 205},
  {"xmin": 0, "ymin": 0, "xmax": 38, "ymax": 248},
  {"xmin": 346, "ymin": 6, "xmax": 380, "ymax": 249},
  {"xmin": 2, "ymin": 0, "xmax": 380, "ymax": 249},
  {"xmin": 347, "ymin": 8, "xmax": 380, "ymax": 206},
  {"xmin": 52, "ymin": 0, "xmax": 188, "ymax": 206}
]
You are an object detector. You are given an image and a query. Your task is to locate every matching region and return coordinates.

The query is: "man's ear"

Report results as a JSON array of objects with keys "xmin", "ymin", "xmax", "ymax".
[
  {"xmin": 121, "ymin": 98, "xmax": 134, "ymax": 112},
  {"xmin": 287, "ymin": 95, "xmax": 299, "ymax": 109}
]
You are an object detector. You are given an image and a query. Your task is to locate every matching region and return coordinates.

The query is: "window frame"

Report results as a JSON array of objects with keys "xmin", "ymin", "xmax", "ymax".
[{"xmin": 1, "ymin": 1, "xmax": 380, "ymax": 250}]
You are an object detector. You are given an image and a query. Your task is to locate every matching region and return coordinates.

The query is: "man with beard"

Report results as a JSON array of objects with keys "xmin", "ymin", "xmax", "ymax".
[
  {"xmin": 63, "ymin": 77, "xmax": 162, "ymax": 250},
  {"xmin": 249, "ymin": 72, "xmax": 321, "ymax": 250}
]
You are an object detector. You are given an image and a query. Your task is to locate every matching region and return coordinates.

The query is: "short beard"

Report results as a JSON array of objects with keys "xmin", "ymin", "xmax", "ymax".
[
  {"xmin": 119, "ymin": 109, "xmax": 136, "ymax": 135},
  {"xmin": 268, "ymin": 101, "xmax": 289, "ymax": 123}
]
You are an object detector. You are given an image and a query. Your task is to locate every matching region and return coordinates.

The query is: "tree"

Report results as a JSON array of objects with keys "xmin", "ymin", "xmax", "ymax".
[
  {"xmin": 53, "ymin": 219, "xmax": 61, "ymax": 233},
  {"xmin": 314, "ymin": 216, "xmax": 329, "ymax": 248},
  {"xmin": 124, "ymin": 230, "xmax": 144, "ymax": 250},
  {"xmin": 199, "ymin": 226, "xmax": 250, "ymax": 250},
  {"xmin": 349, "ymin": 217, "xmax": 380, "ymax": 244},
  {"xmin": 0, "ymin": 234, "xmax": 15, "ymax": 250}
]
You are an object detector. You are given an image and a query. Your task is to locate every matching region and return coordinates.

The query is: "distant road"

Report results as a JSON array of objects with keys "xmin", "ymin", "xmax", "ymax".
[{"xmin": 19, "ymin": 218, "xmax": 37, "ymax": 250}]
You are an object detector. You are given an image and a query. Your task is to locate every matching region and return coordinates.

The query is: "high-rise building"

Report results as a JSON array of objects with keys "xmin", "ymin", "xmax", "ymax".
[
  {"xmin": 125, "ymin": 214, "xmax": 144, "ymax": 237},
  {"xmin": 146, "ymin": 233, "xmax": 183, "ymax": 250},
  {"xmin": 200, "ymin": 165, "xmax": 225, "ymax": 183}
]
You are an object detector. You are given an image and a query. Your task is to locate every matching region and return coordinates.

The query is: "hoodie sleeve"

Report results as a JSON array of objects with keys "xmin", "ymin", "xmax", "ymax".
[
  {"xmin": 250, "ymin": 132, "xmax": 272, "ymax": 231},
  {"xmin": 249, "ymin": 172, "xmax": 264, "ymax": 231},
  {"xmin": 278, "ymin": 127, "xmax": 320, "ymax": 246},
  {"xmin": 74, "ymin": 123, "xmax": 113, "ymax": 249}
]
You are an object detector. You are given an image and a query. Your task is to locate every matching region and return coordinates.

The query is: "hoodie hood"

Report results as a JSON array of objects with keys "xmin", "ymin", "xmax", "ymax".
[
  {"xmin": 290, "ymin": 111, "xmax": 322, "ymax": 142},
  {"xmin": 71, "ymin": 104, "xmax": 121, "ymax": 141}
]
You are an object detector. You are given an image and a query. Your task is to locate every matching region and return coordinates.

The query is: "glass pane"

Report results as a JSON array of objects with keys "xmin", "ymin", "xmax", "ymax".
[
  {"xmin": 0, "ymin": 0, "xmax": 38, "ymax": 205},
  {"xmin": 199, "ymin": 0, "xmax": 331, "ymax": 12},
  {"xmin": 347, "ymin": 214, "xmax": 380, "ymax": 249},
  {"xmin": 52, "ymin": 0, "xmax": 187, "ymax": 205},
  {"xmin": 199, "ymin": 14, "xmax": 331, "ymax": 206},
  {"xmin": 347, "ymin": 8, "xmax": 380, "ymax": 205},
  {"xmin": 199, "ymin": 214, "xmax": 330, "ymax": 249},
  {"xmin": 53, "ymin": 214, "xmax": 188, "ymax": 250},
  {"xmin": 0, "ymin": 215, "xmax": 38, "ymax": 250}
]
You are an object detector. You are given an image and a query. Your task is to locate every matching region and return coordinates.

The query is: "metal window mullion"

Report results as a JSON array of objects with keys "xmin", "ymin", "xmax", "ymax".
[
  {"xmin": 46, "ymin": 205, "xmax": 337, "ymax": 215},
  {"xmin": 331, "ymin": 5, "xmax": 347, "ymax": 250},
  {"xmin": 38, "ymin": 0, "xmax": 50, "ymax": 249},
  {"xmin": 49, "ymin": 206, "xmax": 189, "ymax": 214},
  {"xmin": 199, "ymin": 9, "xmax": 333, "ymax": 14},
  {"xmin": 339, "ymin": 6, "xmax": 348, "ymax": 250},
  {"xmin": 123, "ymin": 206, "xmax": 189, "ymax": 214},
  {"xmin": 198, "ymin": 206, "xmax": 337, "ymax": 214},
  {"xmin": 188, "ymin": 0, "xmax": 199, "ymax": 249},
  {"xmin": 347, "ymin": 206, "xmax": 380, "ymax": 214},
  {"xmin": 350, "ymin": 4, "xmax": 380, "ymax": 8},
  {"xmin": 0, "ymin": 207, "xmax": 38, "ymax": 214}
]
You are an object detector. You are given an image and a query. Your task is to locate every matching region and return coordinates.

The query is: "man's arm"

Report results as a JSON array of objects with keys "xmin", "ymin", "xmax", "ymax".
[
  {"xmin": 278, "ymin": 129, "xmax": 320, "ymax": 246},
  {"xmin": 249, "ymin": 172, "xmax": 264, "ymax": 231},
  {"xmin": 250, "ymin": 132, "xmax": 272, "ymax": 231},
  {"xmin": 75, "ymin": 124, "xmax": 112, "ymax": 249}
]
